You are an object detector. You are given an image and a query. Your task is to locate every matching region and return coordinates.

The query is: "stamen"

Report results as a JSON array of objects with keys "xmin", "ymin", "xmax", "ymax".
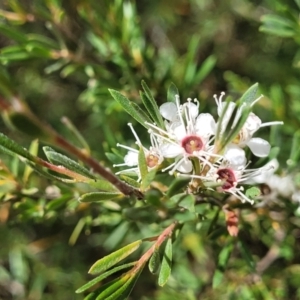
[
  {"xmin": 250, "ymin": 95, "xmax": 263, "ymax": 107},
  {"xmin": 193, "ymin": 98, "xmax": 199, "ymax": 109},
  {"xmin": 260, "ymin": 121, "xmax": 284, "ymax": 128},
  {"xmin": 146, "ymin": 122, "xmax": 172, "ymax": 137},
  {"xmin": 150, "ymin": 131, "xmax": 179, "ymax": 146},
  {"xmin": 161, "ymin": 162, "xmax": 176, "ymax": 173},
  {"xmin": 113, "ymin": 162, "xmax": 129, "ymax": 167},
  {"xmin": 128, "ymin": 123, "xmax": 142, "ymax": 146},
  {"xmin": 115, "ymin": 167, "xmax": 139, "ymax": 175},
  {"xmin": 175, "ymin": 95, "xmax": 186, "ymax": 135},
  {"xmin": 183, "ymin": 101, "xmax": 194, "ymax": 133},
  {"xmin": 150, "ymin": 133, "xmax": 159, "ymax": 149},
  {"xmin": 178, "ymin": 173, "xmax": 211, "ymax": 181},
  {"xmin": 116, "ymin": 143, "xmax": 139, "ymax": 152},
  {"xmin": 214, "ymin": 91, "xmax": 225, "ymax": 107},
  {"xmin": 235, "ymin": 189, "xmax": 254, "ymax": 204},
  {"xmin": 168, "ymin": 157, "xmax": 187, "ymax": 175}
]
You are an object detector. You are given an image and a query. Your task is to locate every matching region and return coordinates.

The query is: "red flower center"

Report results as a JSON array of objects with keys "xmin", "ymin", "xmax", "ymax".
[
  {"xmin": 181, "ymin": 135, "xmax": 203, "ymax": 155},
  {"xmin": 217, "ymin": 168, "xmax": 236, "ymax": 190}
]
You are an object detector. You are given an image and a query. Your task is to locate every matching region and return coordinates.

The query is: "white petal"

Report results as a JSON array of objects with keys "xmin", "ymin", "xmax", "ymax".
[
  {"xmin": 217, "ymin": 102, "xmax": 236, "ymax": 133},
  {"xmin": 185, "ymin": 102, "xmax": 199, "ymax": 120},
  {"xmin": 161, "ymin": 143, "xmax": 183, "ymax": 158},
  {"xmin": 244, "ymin": 113, "xmax": 262, "ymax": 135},
  {"xmin": 195, "ymin": 113, "xmax": 216, "ymax": 137},
  {"xmin": 176, "ymin": 159, "xmax": 193, "ymax": 173},
  {"xmin": 124, "ymin": 151, "xmax": 139, "ymax": 166},
  {"xmin": 159, "ymin": 102, "xmax": 178, "ymax": 121},
  {"xmin": 173, "ymin": 124, "xmax": 187, "ymax": 140},
  {"xmin": 247, "ymin": 138, "xmax": 270, "ymax": 157},
  {"xmin": 166, "ymin": 120, "xmax": 181, "ymax": 133},
  {"xmin": 243, "ymin": 159, "xmax": 279, "ymax": 184},
  {"xmin": 224, "ymin": 145, "xmax": 246, "ymax": 167},
  {"xmin": 267, "ymin": 175, "xmax": 295, "ymax": 197},
  {"xmin": 217, "ymin": 101, "xmax": 236, "ymax": 117}
]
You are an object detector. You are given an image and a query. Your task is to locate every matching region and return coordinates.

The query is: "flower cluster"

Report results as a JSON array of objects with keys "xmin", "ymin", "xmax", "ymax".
[{"xmin": 114, "ymin": 92, "xmax": 283, "ymax": 204}]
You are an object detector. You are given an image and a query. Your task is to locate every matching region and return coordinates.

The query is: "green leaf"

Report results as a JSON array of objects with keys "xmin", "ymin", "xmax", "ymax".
[
  {"xmin": 239, "ymin": 83, "xmax": 259, "ymax": 105},
  {"xmin": 46, "ymin": 194, "xmax": 72, "ymax": 210},
  {"xmin": 206, "ymin": 208, "xmax": 221, "ymax": 236},
  {"xmin": 61, "ymin": 116, "xmax": 90, "ymax": 153},
  {"xmin": 130, "ymin": 102, "xmax": 153, "ymax": 125},
  {"xmin": 213, "ymin": 242, "xmax": 234, "ymax": 288},
  {"xmin": 27, "ymin": 33, "xmax": 59, "ymax": 49},
  {"xmin": 149, "ymin": 249, "xmax": 160, "ymax": 274},
  {"xmin": 109, "ymin": 267, "xmax": 143, "ymax": 300},
  {"xmin": 123, "ymin": 206, "xmax": 159, "ymax": 223},
  {"xmin": 260, "ymin": 15, "xmax": 296, "ymax": 38},
  {"xmin": 0, "ymin": 47, "xmax": 31, "ymax": 62},
  {"xmin": 220, "ymin": 103, "xmax": 252, "ymax": 150},
  {"xmin": 212, "ymin": 269, "xmax": 224, "ymax": 288},
  {"xmin": 167, "ymin": 82, "xmax": 179, "ymax": 103},
  {"xmin": 83, "ymin": 278, "xmax": 120, "ymax": 300},
  {"xmin": 24, "ymin": 160, "xmax": 78, "ymax": 183},
  {"xmin": 99, "ymin": 271, "xmax": 141, "ymax": 300},
  {"xmin": 44, "ymin": 60, "xmax": 68, "ymax": 74},
  {"xmin": 140, "ymin": 80, "xmax": 164, "ymax": 127},
  {"xmin": 166, "ymin": 178, "xmax": 190, "ymax": 197},
  {"xmin": 158, "ymin": 237, "xmax": 172, "ymax": 286},
  {"xmin": 218, "ymin": 242, "xmax": 234, "ymax": 268},
  {"xmin": 238, "ymin": 240, "xmax": 256, "ymax": 271},
  {"xmin": 295, "ymin": 0, "xmax": 300, "ymax": 9},
  {"xmin": 268, "ymin": 146, "xmax": 280, "ymax": 161},
  {"xmin": 108, "ymin": 89, "xmax": 149, "ymax": 128},
  {"xmin": 245, "ymin": 187, "xmax": 261, "ymax": 199},
  {"xmin": 119, "ymin": 175, "xmax": 140, "ymax": 189},
  {"xmin": 78, "ymin": 192, "xmax": 122, "ymax": 202},
  {"xmin": 88, "ymin": 179, "xmax": 118, "ymax": 192},
  {"xmin": 0, "ymin": 133, "xmax": 34, "ymax": 161},
  {"xmin": 0, "ymin": 24, "xmax": 27, "ymax": 43},
  {"xmin": 140, "ymin": 169, "xmax": 156, "ymax": 191},
  {"xmin": 103, "ymin": 222, "xmax": 130, "ymax": 250},
  {"xmin": 0, "ymin": 66, "xmax": 14, "ymax": 97},
  {"xmin": 184, "ymin": 35, "xmax": 200, "ymax": 85},
  {"xmin": 174, "ymin": 210, "xmax": 197, "ymax": 223},
  {"xmin": 43, "ymin": 146, "xmax": 96, "ymax": 179},
  {"xmin": 76, "ymin": 262, "xmax": 135, "ymax": 293},
  {"xmin": 289, "ymin": 129, "xmax": 300, "ymax": 167},
  {"xmin": 105, "ymin": 151, "xmax": 123, "ymax": 164},
  {"xmin": 22, "ymin": 139, "xmax": 39, "ymax": 184},
  {"xmin": 178, "ymin": 194, "xmax": 195, "ymax": 212},
  {"xmin": 138, "ymin": 147, "xmax": 148, "ymax": 182},
  {"xmin": 194, "ymin": 55, "xmax": 217, "ymax": 84},
  {"xmin": 89, "ymin": 240, "xmax": 143, "ymax": 274},
  {"xmin": 60, "ymin": 64, "xmax": 79, "ymax": 77},
  {"xmin": 3, "ymin": 111, "xmax": 49, "ymax": 138}
]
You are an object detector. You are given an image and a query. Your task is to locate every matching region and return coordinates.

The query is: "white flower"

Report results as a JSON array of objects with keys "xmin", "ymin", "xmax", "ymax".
[
  {"xmin": 243, "ymin": 159, "xmax": 279, "ymax": 184},
  {"xmin": 223, "ymin": 144, "xmax": 247, "ymax": 167},
  {"xmin": 147, "ymin": 96, "xmax": 216, "ymax": 174},
  {"xmin": 113, "ymin": 123, "xmax": 164, "ymax": 180},
  {"xmin": 214, "ymin": 93, "xmax": 283, "ymax": 157},
  {"xmin": 181, "ymin": 158, "xmax": 273, "ymax": 204}
]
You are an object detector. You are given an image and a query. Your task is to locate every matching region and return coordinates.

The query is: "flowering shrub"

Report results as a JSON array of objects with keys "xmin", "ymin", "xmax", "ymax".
[
  {"xmin": 0, "ymin": 81, "xmax": 284, "ymax": 298},
  {"xmin": 113, "ymin": 83, "xmax": 283, "ymax": 205},
  {"xmin": 1, "ymin": 0, "xmax": 300, "ymax": 299}
]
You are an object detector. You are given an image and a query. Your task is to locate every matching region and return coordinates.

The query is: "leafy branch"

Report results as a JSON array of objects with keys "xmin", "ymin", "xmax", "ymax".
[{"xmin": 76, "ymin": 221, "xmax": 178, "ymax": 299}]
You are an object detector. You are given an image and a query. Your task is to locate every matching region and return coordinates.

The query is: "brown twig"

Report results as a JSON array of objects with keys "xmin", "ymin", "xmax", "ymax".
[{"xmin": 130, "ymin": 221, "xmax": 178, "ymax": 274}]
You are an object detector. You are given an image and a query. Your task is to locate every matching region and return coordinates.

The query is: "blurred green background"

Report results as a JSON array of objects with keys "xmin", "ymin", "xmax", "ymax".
[{"xmin": 1, "ymin": 0, "xmax": 300, "ymax": 299}]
